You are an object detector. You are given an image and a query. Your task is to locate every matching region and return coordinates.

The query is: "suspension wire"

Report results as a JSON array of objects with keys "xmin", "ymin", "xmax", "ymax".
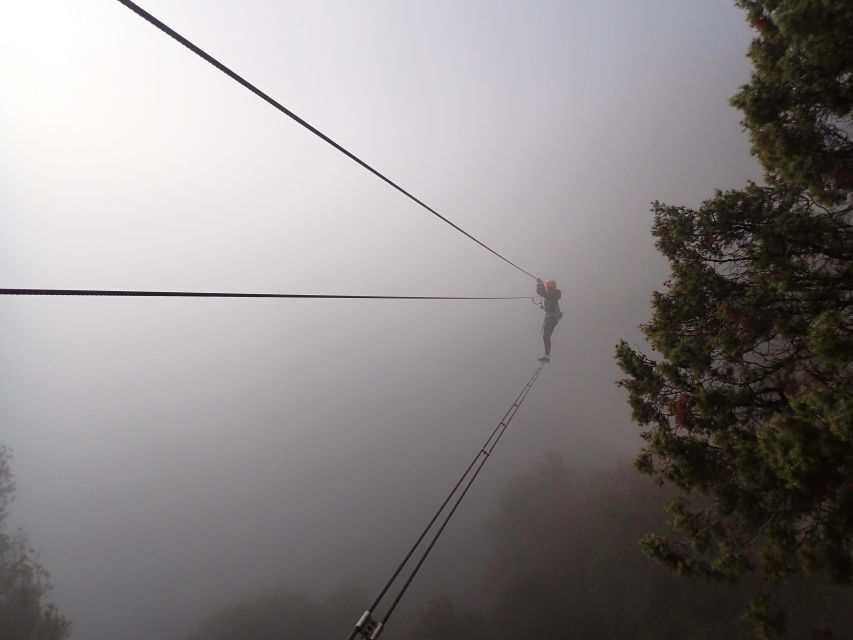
[
  {"xmin": 113, "ymin": 0, "xmax": 538, "ymax": 281},
  {"xmin": 353, "ymin": 365, "xmax": 534, "ymax": 619},
  {"xmin": 0, "ymin": 288, "xmax": 534, "ymax": 301},
  {"xmin": 347, "ymin": 361, "xmax": 546, "ymax": 640},
  {"xmin": 380, "ymin": 362, "xmax": 545, "ymax": 627}
]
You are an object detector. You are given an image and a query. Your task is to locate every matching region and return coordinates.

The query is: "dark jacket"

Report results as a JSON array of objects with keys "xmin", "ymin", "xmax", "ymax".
[{"xmin": 536, "ymin": 281, "xmax": 563, "ymax": 318}]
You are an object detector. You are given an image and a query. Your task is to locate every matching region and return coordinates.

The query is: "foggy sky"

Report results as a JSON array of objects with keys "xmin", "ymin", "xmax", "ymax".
[{"xmin": 1, "ymin": 2, "xmax": 763, "ymax": 639}]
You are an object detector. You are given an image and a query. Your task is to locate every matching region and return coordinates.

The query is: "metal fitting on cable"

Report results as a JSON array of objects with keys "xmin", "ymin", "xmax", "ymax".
[{"xmin": 354, "ymin": 611, "xmax": 378, "ymax": 639}]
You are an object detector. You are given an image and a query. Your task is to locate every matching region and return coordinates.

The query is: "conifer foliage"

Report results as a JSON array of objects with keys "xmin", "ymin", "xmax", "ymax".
[
  {"xmin": 731, "ymin": 0, "xmax": 853, "ymax": 203},
  {"xmin": 616, "ymin": 0, "xmax": 852, "ymax": 635},
  {"xmin": 0, "ymin": 446, "xmax": 71, "ymax": 640},
  {"xmin": 615, "ymin": 184, "xmax": 852, "ymax": 578}
]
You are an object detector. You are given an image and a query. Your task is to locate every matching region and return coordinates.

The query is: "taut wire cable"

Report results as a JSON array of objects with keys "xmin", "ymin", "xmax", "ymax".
[
  {"xmin": 346, "ymin": 361, "xmax": 547, "ymax": 640},
  {"xmin": 113, "ymin": 0, "xmax": 538, "ymax": 281},
  {"xmin": 0, "ymin": 288, "xmax": 533, "ymax": 301}
]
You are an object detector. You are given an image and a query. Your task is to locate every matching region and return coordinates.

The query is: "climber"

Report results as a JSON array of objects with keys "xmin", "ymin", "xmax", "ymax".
[{"xmin": 536, "ymin": 278, "xmax": 562, "ymax": 362}]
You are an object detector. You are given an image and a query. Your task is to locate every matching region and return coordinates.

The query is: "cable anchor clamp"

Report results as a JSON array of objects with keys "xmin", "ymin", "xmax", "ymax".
[
  {"xmin": 369, "ymin": 622, "xmax": 385, "ymax": 640},
  {"xmin": 353, "ymin": 611, "xmax": 379, "ymax": 640}
]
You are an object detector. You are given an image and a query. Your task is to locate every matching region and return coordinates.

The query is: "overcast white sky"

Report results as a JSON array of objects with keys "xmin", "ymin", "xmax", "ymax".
[{"xmin": 1, "ymin": 2, "xmax": 762, "ymax": 639}]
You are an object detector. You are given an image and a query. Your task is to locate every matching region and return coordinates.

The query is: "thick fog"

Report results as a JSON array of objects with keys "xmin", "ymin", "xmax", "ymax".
[{"xmin": 1, "ymin": 1, "xmax": 763, "ymax": 639}]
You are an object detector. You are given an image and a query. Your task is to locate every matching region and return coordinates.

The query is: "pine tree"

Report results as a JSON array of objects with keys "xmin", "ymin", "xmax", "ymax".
[
  {"xmin": 616, "ymin": 3, "xmax": 852, "ymax": 634},
  {"xmin": 730, "ymin": 0, "xmax": 853, "ymax": 202},
  {"xmin": 0, "ymin": 446, "xmax": 71, "ymax": 640},
  {"xmin": 615, "ymin": 181, "xmax": 852, "ymax": 584}
]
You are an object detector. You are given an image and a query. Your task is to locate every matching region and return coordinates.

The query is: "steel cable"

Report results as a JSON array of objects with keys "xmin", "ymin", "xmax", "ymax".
[
  {"xmin": 113, "ymin": 0, "xmax": 538, "ymax": 281},
  {"xmin": 0, "ymin": 288, "xmax": 534, "ymax": 301},
  {"xmin": 347, "ymin": 361, "xmax": 546, "ymax": 640}
]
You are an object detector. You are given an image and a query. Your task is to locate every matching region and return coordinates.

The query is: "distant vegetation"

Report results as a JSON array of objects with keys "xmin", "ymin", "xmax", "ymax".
[
  {"xmin": 0, "ymin": 445, "xmax": 71, "ymax": 640},
  {"xmin": 412, "ymin": 457, "xmax": 852, "ymax": 639},
  {"xmin": 616, "ymin": 0, "xmax": 852, "ymax": 635},
  {"xmin": 184, "ymin": 585, "xmax": 367, "ymax": 640},
  {"xmin": 186, "ymin": 457, "xmax": 853, "ymax": 639}
]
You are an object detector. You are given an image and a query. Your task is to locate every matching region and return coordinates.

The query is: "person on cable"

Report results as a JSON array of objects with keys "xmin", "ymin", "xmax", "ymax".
[{"xmin": 536, "ymin": 278, "xmax": 562, "ymax": 363}]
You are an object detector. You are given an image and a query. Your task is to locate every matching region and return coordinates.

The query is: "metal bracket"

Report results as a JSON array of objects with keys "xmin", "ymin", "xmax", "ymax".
[
  {"xmin": 353, "ymin": 611, "xmax": 380, "ymax": 640},
  {"xmin": 369, "ymin": 622, "xmax": 385, "ymax": 640}
]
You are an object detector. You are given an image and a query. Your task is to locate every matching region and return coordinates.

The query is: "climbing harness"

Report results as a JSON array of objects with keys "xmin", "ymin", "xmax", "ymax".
[{"xmin": 346, "ymin": 361, "xmax": 546, "ymax": 640}]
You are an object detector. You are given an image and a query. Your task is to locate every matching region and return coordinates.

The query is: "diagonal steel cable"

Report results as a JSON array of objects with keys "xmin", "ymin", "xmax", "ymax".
[
  {"xmin": 113, "ymin": 0, "xmax": 538, "ymax": 280},
  {"xmin": 346, "ymin": 361, "xmax": 547, "ymax": 640}
]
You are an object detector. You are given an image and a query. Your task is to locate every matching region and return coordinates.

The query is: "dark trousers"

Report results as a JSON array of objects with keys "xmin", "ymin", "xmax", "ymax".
[{"xmin": 543, "ymin": 316, "xmax": 560, "ymax": 356}]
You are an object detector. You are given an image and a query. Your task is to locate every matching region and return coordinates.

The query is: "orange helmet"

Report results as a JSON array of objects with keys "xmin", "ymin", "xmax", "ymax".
[{"xmin": 545, "ymin": 279, "xmax": 557, "ymax": 289}]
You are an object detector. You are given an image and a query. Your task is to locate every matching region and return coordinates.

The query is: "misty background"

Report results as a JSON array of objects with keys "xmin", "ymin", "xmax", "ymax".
[{"xmin": 2, "ymin": 1, "xmax": 764, "ymax": 638}]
